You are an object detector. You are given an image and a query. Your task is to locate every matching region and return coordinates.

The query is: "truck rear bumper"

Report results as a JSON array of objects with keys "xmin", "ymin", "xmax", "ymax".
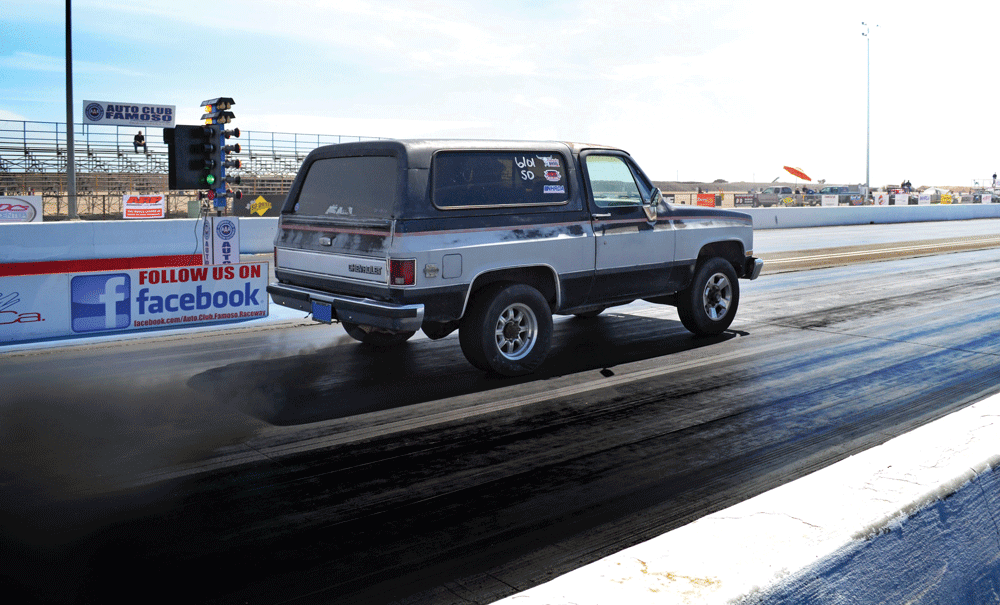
[
  {"xmin": 744, "ymin": 257, "xmax": 764, "ymax": 280},
  {"xmin": 267, "ymin": 283, "xmax": 425, "ymax": 332}
]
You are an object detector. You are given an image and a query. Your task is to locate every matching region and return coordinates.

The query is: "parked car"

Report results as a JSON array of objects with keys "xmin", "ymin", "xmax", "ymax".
[
  {"xmin": 752, "ymin": 186, "xmax": 796, "ymax": 207},
  {"xmin": 805, "ymin": 185, "xmax": 866, "ymax": 206}
]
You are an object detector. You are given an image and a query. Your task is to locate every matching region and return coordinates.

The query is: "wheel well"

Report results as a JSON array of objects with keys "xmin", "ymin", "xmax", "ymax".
[
  {"xmin": 698, "ymin": 240, "xmax": 745, "ymax": 273},
  {"xmin": 466, "ymin": 267, "xmax": 558, "ymax": 314}
]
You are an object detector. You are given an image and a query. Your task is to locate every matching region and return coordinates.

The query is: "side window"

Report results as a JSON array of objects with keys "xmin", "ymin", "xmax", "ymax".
[
  {"xmin": 585, "ymin": 155, "xmax": 643, "ymax": 208},
  {"xmin": 432, "ymin": 151, "xmax": 570, "ymax": 208}
]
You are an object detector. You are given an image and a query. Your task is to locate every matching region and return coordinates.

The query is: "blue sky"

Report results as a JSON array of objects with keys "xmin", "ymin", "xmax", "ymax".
[{"xmin": 1, "ymin": 1, "xmax": 997, "ymax": 188}]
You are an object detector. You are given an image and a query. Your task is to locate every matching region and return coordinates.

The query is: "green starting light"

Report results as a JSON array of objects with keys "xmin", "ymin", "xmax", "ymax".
[{"xmin": 205, "ymin": 174, "xmax": 216, "ymax": 186}]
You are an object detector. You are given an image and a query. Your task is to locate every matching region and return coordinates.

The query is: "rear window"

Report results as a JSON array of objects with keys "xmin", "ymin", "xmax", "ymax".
[
  {"xmin": 292, "ymin": 156, "xmax": 398, "ymax": 218},
  {"xmin": 432, "ymin": 151, "xmax": 570, "ymax": 208}
]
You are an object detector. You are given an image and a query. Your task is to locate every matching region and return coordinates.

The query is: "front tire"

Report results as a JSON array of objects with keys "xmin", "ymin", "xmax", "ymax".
[
  {"xmin": 676, "ymin": 258, "xmax": 739, "ymax": 335},
  {"xmin": 459, "ymin": 283, "xmax": 553, "ymax": 376}
]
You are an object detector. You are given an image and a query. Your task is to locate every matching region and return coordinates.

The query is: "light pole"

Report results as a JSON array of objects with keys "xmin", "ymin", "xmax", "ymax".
[
  {"xmin": 66, "ymin": 0, "xmax": 78, "ymax": 219},
  {"xmin": 862, "ymin": 22, "xmax": 876, "ymax": 197}
]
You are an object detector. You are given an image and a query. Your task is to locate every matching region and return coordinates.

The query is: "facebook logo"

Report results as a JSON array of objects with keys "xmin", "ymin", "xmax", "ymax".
[{"xmin": 70, "ymin": 273, "xmax": 131, "ymax": 333}]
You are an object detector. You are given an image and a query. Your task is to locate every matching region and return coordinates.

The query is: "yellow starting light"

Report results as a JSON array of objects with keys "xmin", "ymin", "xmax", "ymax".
[
  {"xmin": 203, "ymin": 110, "xmax": 234, "ymax": 125},
  {"xmin": 201, "ymin": 97, "xmax": 235, "ymax": 111}
]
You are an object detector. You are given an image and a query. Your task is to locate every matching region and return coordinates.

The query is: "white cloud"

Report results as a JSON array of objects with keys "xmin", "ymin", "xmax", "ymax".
[
  {"xmin": 0, "ymin": 108, "xmax": 30, "ymax": 121},
  {"xmin": 246, "ymin": 114, "xmax": 493, "ymax": 139},
  {"xmin": 0, "ymin": 52, "xmax": 146, "ymax": 77}
]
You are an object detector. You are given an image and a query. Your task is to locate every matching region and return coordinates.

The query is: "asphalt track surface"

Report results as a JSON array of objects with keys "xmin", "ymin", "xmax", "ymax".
[{"xmin": 2, "ymin": 231, "xmax": 999, "ymax": 604}]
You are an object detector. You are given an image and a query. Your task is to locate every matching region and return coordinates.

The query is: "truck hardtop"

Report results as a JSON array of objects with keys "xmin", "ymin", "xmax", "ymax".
[
  {"xmin": 804, "ymin": 184, "xmax": 865, "ymax": 206},
  {"xmin": 753, "ymin": 186, "xmax": 797, "ymax": 207},
  {"xmin": 268, "ymin": 139, "xmax": 762, "ymax": 375}
]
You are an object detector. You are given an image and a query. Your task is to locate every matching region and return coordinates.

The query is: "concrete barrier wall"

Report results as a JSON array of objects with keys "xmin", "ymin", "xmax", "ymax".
[
  {"xmin": 0, "ymin": 217, "xmax": 279, "ymax": 262},
  {"xmin": 2, "ymin": 204, "xmax": 999, "ymax": 263},
  {"xmin": 743, "ymin": 203, "xmax": 1000, "ymax": 229}
]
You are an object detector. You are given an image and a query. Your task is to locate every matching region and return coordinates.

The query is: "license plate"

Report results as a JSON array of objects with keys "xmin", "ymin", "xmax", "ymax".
[{"xmin": 311, "ymin": 301, "xmax": 333, "ymax": 323}]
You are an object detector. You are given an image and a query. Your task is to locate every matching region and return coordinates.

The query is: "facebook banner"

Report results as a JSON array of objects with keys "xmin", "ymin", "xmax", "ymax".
[{"xmin": 1, "ymin": 263, "xmax": 268, "ymax": 344}]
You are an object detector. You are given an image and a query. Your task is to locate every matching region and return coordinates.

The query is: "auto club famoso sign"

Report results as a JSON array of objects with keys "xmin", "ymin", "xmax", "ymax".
[{"xmin": 83, "ymin": 100, "xmax": 176, "ymax": 127}]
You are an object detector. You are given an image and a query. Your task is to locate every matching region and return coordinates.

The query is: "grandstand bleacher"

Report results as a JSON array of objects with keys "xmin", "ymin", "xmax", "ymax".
[{"xmin": 0, "ymin": 119, "xmax": 383, "ymax": 219}]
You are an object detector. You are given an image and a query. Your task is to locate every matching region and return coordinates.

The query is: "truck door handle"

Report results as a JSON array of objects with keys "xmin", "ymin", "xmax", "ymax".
[{"xmin": 593, "ymin": 213, "xmax": 611, "ymax": 218}]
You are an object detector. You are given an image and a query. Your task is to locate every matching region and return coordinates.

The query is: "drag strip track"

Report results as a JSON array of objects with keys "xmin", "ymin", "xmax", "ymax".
[{"xmin": 2, "ymin": 248, "xmax": 999, "ymax": 605}]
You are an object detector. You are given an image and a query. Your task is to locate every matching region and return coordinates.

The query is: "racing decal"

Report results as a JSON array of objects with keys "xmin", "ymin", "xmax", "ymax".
[
  {"xmin": 544, "ymin": 170, "xmax": 562, "ymax": 182},
  {"xmin": 325, "ymin": 204, "xmax": 354, "ymax": 216},
  {"xmin": 537, "ymin": 156, "xmax": 561, "ymax": 168},
  {"xmin": 544, "ymin": 185, "xmax": 566, "ymax": 194}
]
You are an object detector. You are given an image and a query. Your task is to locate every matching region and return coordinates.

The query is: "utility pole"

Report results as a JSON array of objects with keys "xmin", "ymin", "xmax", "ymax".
[
  {"xmin": 66, "ymin": 0, "xmax": 78, "ymax": 219},
  {"xmin": 862, "ymin": 22, "xmax": 876, "ymax": 197}
]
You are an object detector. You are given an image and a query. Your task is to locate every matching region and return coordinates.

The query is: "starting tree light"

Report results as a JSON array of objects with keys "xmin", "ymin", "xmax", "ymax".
[{"xmin": 199, "ymin": 96, "xmax": 242, "ymax": 210}]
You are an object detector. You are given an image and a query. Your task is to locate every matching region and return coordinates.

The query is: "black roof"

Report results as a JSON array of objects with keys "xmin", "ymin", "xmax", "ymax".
[{"xmin": 302, "ymin": 139, "xmax": 624, "ymax": 170}]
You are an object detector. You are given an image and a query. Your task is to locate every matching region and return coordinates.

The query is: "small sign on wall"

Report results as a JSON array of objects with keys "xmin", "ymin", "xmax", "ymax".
[
  {"xmin": 0, "ymin": 196, "xmax": 43, "ymax": 222},
  {"xmin": 202, "ymin": 216, "xmax": 240, "ymax": 265}
]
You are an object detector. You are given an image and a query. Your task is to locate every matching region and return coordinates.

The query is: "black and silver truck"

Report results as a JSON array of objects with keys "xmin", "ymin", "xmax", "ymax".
[{"xmin": 268, "ymin": 140, "xmax": 762, "ymax": 375}]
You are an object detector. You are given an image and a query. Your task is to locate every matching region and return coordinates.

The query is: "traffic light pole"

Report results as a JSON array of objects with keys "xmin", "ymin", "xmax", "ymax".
[{"xmin": 163, "ymin": 96, "xmax": 242, "ymax": 214}]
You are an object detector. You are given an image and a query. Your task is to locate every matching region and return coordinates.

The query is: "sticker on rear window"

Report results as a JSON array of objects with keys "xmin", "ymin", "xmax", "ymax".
[
  {"xmin": 544, "ymin": 185, "xmax": 565, "ymax": 194},
  {"xmin": 325, "ymin": 204, "xmax": 353, "ymax": 215}
]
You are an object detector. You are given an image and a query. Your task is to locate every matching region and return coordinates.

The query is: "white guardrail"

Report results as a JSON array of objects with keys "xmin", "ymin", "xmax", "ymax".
[
  {"xmin": 1, "ymin": 204, "xmax": 999, "ymax": 263},
  {"xmin": 743, "ymin": 203, "xmax": 1000, "ymax": 229},
  {"xmin": 0, "ymin": 217, "xmax": 280, "ymax": 262}
]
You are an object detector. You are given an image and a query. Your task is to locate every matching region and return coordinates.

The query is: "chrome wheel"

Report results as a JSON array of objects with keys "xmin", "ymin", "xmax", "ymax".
[
  {"xmin": 677, "ymin": 257, "xmax": 739, "ymax": 336},
  {"xmin": 702, "ymin": 272, "xmax": 732, "ymax": 321},
  {"xmin": 493, "ymin": 302, "xmax": 538, "ymax": 361}
]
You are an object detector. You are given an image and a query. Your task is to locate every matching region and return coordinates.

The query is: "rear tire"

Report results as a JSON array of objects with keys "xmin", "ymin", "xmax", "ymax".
[
  {"xmin": 459, "ymin": 283, "xmax": 552, "ymax": 376},
  {"xmin": 342, "ymin": 322, "xmax": 415, "ymax": 347},
  {"xmin": 676, "ymin": 257, "xmax": 739, "ymax": 335}
]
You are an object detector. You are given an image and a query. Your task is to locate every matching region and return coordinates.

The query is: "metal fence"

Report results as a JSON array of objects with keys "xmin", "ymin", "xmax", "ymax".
[{"xmin": 0, "ymin": 119, "xmax": 384, "ymax": 218}]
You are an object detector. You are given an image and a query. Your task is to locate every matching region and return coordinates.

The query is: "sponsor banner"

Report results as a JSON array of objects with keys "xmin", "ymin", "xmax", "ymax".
[
  {"xmin": 940, "ymin": 193, "xmax": 953, "ymax": 204},
  {"xmin": 821, "ymin": 194, "xmax": 838, "ymax": 207},
  {"xmin": 734, "ymin": 194, "xmax": 754, "ymax": 206},
  {"xmin": 893, "ymin": 194, "xmax": 909, "ymax": 206},
  {"xmin": 918, "ymin": 194, "xmax": 931, "ymax": 205},
  {"xmin": 0, "ymin": 196, "xmax": 43, "ymax": 223},
  {"xmin": 236, "ymin": 194, "xmax": 283, "ymax": 217},
  {"xmin": 984, "ymin": 194, "xmax": 994, "ymax": 204},
  {"xmin": 0, "ymin": 274, "xmax": 69, "ymax": 341},
  {"xmin": 250, "ymin": 196, "xmax": 271, "ymax": 216},
  {"xmin": 696, "ymin": 193, "xmax": 716, "ymax": 208},
  {"xmin": 122, "ymin": 194, "xmax": 166, "ymax": 219},
  {"xmin": 83, "ymin": 100, "xmax": 176, "ymax": 127},
  {"xmin": 1, "ymin": 263, "xmax": 268, "ymax": 344},
  {"xmin": 202, "ymin": 216, "xmax": 240, "ymax": 265},
  {"xmin": 874, "ymin": 192, "xmax": 890, "ymax": 206}
]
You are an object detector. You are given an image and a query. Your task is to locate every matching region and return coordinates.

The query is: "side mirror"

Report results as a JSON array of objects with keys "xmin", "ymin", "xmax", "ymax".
[
  {"xmin": 644, "ymin": 188, "xmax": 662, "ymax": 221},
  {"xmin": 649, "ymin": 187, "xmax": 663, "ymax": 207}
]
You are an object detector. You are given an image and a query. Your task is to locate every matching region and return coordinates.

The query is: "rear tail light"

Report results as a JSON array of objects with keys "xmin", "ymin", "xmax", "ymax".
[{"xmin": 389, "ymin": 259, "xmax": 415, "ymax": 286}]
